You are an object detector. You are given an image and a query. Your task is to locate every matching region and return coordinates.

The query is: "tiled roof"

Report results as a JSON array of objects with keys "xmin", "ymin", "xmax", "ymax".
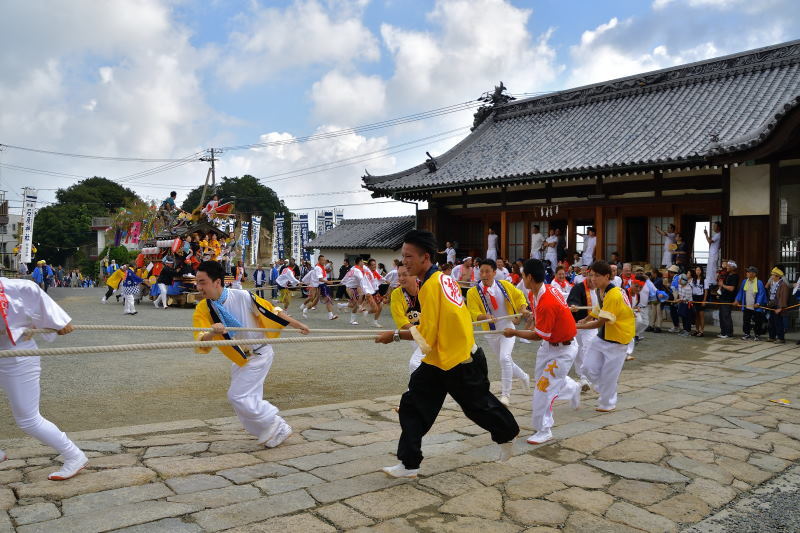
[
  {"xmin": 364, "ymin": 40, "xmax": 800, "ymax": 196},
  {"xmin": 305, "ymin": 216, "xmax": 415, "ymax": 250}
]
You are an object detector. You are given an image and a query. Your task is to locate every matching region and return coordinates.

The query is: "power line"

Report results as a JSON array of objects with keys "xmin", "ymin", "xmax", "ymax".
[{"xmin": 0, "ymin": 143, "xmax": 196, "ymax": 162}]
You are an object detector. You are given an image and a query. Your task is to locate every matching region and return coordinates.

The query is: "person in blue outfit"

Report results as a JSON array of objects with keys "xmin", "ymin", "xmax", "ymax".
[
  {"xmin": 734, "ymin": 266, "xmax": 767, "ymax": 341},
  {"xmin": 31, "ymin": 260, "xmax": 54, "ymax": 293},
  {"xmin": 121, "ymin": 268, "xmax": 146, "ymax": 315}
]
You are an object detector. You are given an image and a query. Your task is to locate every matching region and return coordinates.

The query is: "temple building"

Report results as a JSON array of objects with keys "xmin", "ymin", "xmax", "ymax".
[{"xmin": 362, "ymin": 40, "xmax": 800, "ymax": 279}]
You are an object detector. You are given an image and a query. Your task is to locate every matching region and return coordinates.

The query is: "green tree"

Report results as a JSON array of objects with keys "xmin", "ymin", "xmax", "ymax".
[{"xmin": 32, "ymin": 178, "xmax": 141, "ymax": 265}]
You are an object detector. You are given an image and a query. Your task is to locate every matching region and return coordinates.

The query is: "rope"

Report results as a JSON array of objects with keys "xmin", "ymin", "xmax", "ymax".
[
  {"xmin": 0, "ymin": 335, "xmax": 381, "ymax": 359},
  {"xmin": 473, "ymin": 313, "xmax": 525, "ymax": 324}
]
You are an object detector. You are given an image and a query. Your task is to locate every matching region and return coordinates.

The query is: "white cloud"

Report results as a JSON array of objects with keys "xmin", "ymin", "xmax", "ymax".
[
  {"xmin": 310, "ymin": 71, "xmax": 387, "ymax": 124},
  {"xmin": 98, "ymin": 67, "xmax": 114, "ymax": 84},
  {"xmin": 217, "ymin": 0, "xmax": 380, "ymax": 90}
]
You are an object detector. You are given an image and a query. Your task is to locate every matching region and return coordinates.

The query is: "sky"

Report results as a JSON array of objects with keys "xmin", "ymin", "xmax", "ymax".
[{"xmin": 0, "ymin": 0, "xmax": 798, "ymax": 223}]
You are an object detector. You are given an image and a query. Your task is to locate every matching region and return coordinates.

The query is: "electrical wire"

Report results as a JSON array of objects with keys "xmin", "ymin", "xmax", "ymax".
[{"xmin": 0, "ymin": 143, "xmax": 196, "ymax": 163}]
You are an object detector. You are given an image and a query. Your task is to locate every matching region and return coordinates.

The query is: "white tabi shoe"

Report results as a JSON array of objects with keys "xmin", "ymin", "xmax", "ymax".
[
  {"xmin": 0, "ymin": 450, "xmax": 6, "ymax": 462},
  {"xmin": 521, "ymin": 373, "xmax": 531, "ymax": 391},
  {"xmin": 302, "ymin": 309, "xmax": 308, "ymax": 319},
  {"xmin": 48, "ymin": 451, "xmax": 88, "ymax": 481},
  {"xmin": 257, "ymin": 419, "xmax": 281, "ymax": 445},
  {"xmin": 265, "ymin": 422, "xmax": 293, "ymax": 448},
  {"xmin": 499, "ymin": 395, "xmax": 510, "ymax": 406},
  {"xmin": 571, "ymin": 390, "xmax": 581, "ymax": 409},
  {"xmin": 498, "ymin": 441, "xmax": 514, "ymax": 462},
  {"xmin": 328, "ymin": 313, "xmax": 338, "ymax": 320},
  {"xmin": 526, "ymin": 430, "xmax": 552, "ymax": 445},
  {"xmin": 101, "ymin": 296, "xmax": 107, "ymax": 304},
  {"xmin": 382, "ymin": 463, "xmax": 419, "ymax": 478}
]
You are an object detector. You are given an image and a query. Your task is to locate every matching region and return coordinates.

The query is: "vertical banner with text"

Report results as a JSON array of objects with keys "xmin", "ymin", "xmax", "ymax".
[
  {"xmin": 291, "ymin": 214, "xmax": 301, "ymax": 261},
  {"xmin": 20, "ymin": 188, "xmax": 37, "ymax": 264},
  {"xmin": 240, "ymin": 221, "xmax": 250, "ymax": 264},
  {"xmin": 300, "ymin": 213, "xmax": 310, "ymax": 261},
  {"xmin": 250, "ymin": 216, "xmax": 261, "ymax": 265},
  {"xmin": 273, "ymin": 215, "xmax": 285, "ymax": 261}
]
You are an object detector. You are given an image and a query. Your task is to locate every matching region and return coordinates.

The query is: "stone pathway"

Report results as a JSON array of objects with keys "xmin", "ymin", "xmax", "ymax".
[{"xmin": 2, "ymin": 339, "xmax": 800, "ymax": 532}]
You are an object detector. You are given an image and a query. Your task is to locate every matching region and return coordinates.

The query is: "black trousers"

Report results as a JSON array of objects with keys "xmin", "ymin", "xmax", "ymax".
[
  {"xmin": 719, "ymin": 304, "xmax": 734, "ymax": 336},
  {"xmin": 397, "ymin": 347, "xmax": 519, "ymax": 469},
  {"xmin": 742, "ymin": 308, "xmax": 764, "ymax": 336},
  {"xmin": 768, "ymin": 311, "xmax": 785, "ymax": 340},
  {"xmin": 104, "ymin": 285, "xmax": 115, "ymax": 299}
]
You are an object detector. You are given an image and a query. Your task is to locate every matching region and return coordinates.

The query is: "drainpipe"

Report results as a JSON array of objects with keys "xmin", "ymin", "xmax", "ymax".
[{"xmin": 393, "ymin": 195, "xmax": 419, "ymax": 228}]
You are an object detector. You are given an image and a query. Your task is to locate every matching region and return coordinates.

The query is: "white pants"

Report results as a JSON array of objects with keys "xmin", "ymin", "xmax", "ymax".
[
  {"xmin": 124, "ymin": 294, "xmax": 136, "ymax": 314},
  {"xmin": 408, "ymin": 345, "xmax": 424, "ymax": 375},
  {"xmin": 485, "ymin": 334, "xmax": 528, "ymax": 397},
  {"xmin": 156, "ymin": 283, "xmax": 168, "ymax": 308},
  {"xmin": 228, "ymin": 349, "xmax": 287, "ymax": 438},
  {"xmin": 583, "ymin": 336, "xmax": 628, "ymax": 411},
  {"xmin": 581, "ymin": 253, "xmax": 593, "ymax": 267},
  {"xmin": 486, "ymin": 249, "xmax": 497, "ymax": 260},
  {"xmin": 532, "ymin": 342, "xmax": 579, "ymax": 432},
  {"xmin": 627, "ymin": 311, "xmax": 649, "ymax": 354},
  {"xmin": 545, "ymin": 251, "xmax": 557, "ymax": 266},
  {"xmin": 574, "ymin": 328, "xmax": 597, "ymax": 380},
  {"xmin": 0, "ymin": 357, "xmax": 82, "ymax": 459}
]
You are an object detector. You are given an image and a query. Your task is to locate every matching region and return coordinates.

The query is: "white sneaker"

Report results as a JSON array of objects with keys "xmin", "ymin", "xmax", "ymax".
[
  {"xmin": 265, "ymin": 423, "xmax": 293, "ymax": 448},
  {"xmin": 48, "ymin": 451, "xmax": 88, "ymax": 480},
  {"xmin": 302, "ymin": 310, "xmax": 308, "ymax": 319},
  {"xmin": 350, "ymin": 320, "xmax": 359, "ymax": 325},
  {"xmin": 499, "ymin": 395, "xmax": 510, "ymax": 406},
  {"xmin": 372, "ymin": 321, "xmax": 382, "ymax": 328},
  {"xmin": 498, "ymin": 441, "xmax": 514, "ymax": 462},
  {"xmin": 0, "ymin": 450, "xmax": 6, "ymax": 462},
  {"xmin": 382, "ymin": 463, "xmax": 419, "ymax": 478},
  {"xmin": 668, "ymin": 327, "xmax": 680, "ymax": 333},
  {"xmin": 521, "ymin": 373, "xmax": 531, "ymax": 391},
  {"xmin": 101, "ymin": 297, "xmax": 107, "ymax": 304},
  {"xmin": 526, "ymin": 430, "xmax": 552, "ymax": 445},
  {"xmin": 328, "ymin": 313, "xmax": 338, "ymax": 320}
]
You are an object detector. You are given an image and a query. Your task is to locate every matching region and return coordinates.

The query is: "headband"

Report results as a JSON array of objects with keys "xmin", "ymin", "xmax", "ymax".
[{"xmin": 630, "ymin": 279, "xmax": 646, "ymax": 287}]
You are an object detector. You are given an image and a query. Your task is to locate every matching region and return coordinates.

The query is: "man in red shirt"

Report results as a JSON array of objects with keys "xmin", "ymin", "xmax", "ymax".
[{"xmin": 504, "ymin": 259, "xmax": 580, "ymax": 444}]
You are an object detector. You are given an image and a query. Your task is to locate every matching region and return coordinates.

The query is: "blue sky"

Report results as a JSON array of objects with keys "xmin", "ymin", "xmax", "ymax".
[{"xmin": 0, "ymin": 0, "xmax": 798, "ymax": 219}]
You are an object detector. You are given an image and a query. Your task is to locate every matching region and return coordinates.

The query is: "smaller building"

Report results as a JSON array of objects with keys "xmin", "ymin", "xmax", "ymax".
[{"xmin": 305, "ymin": 216, "xmax": 415, "ymax": 270}]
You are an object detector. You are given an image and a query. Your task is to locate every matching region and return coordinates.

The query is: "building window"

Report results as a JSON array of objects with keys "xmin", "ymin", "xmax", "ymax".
[
  {"xmin": 0, "ymin": 225, "xmax": 6, "ymax": 235},
  {"xmin": 508, "ymin": 221, "xmax": 525, "ymax": 262},
  {"xmin": 604, "ymin": 218, "xmax": 617, "ymax": 262},
  {"xmin": 648, "ymin": 216, "xmax": 675, "ymax": 267}
]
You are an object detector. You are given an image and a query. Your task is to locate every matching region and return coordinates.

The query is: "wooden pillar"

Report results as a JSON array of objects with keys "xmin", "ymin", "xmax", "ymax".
[
  {"xmin": 654, "ymin": 170, "xmax": 663, "ymax": 198},
  {"xmin": 500, "ymin": 210, "xmax": 508, "ymax": 259},
  {"xmin": 721, "ymin": 166, "xmax": 731, "ymax": 260},
  {"xmin": 616, "ymin": 207, "xmax": 625, "ymax": 260},
  {"xmin": 769, "ymin": 161, "xmax": 780, "ymax": 268},
  {"xmin": 595, "ymin": 205, "xmax": 604, "ymax": 262}
]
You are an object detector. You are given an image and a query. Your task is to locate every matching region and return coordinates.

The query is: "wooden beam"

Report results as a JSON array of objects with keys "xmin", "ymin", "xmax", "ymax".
[
  {"xmin": 769, "ymin": 161, "xmax": 780, "ymax": 268},
  {"xmin": 567, "ymin": 210, "xmax": 576, "ymax": 257},
  {"xmin": 616, "ymin": 207, "xmax": 624, "ymax": 260},
  {"xmin": 721, "ymin": 166, "xmax": 731, "ymax": 261},
  {"xmin": 654, "ymin": 170, "xmax": 663, "ymax": 198}
]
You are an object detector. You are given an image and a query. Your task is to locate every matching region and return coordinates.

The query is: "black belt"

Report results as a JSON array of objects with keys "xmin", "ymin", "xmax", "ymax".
[{"xmin": 549, "ymin": 339, "xmax": 574, "ymax": 347}]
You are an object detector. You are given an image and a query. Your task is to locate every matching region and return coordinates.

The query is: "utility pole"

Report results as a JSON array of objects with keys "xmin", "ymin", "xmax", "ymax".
[{"xmin": 198, "ymin": 148, "xmax": 220, "ymax": 209}]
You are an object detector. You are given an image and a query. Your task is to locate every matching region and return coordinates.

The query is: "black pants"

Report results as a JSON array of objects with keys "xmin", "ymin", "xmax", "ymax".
[
  {"xmin": 768, "ymin": 311, "xmax": 785, "ymax": 340},
  {"xmin": 336, "ymin": 284, "xmax": 346, "ymax": 300},
  {"xmin": 397, "ymin": 347, "xmax": 519, "ymax": 469},
  {"xmin": 667, "ymin": 303, "xmax": 679, "ymax": 328},
  {"xmin": 104, "ymin": 285, "xmax": 115, "ymax": 299},
  {"xmin": 678, "ymin": 303, "xmax": 693, "ymax": 332},
  {"xmin": 255, "ymin": 285, "xmax": 265, "ymax": 299},
  {"xmin": 719, "ymin": 304, "xmax": 734, "ymax": 336},
  {"xmin": 742, "ymin": 308, "xmax": 764, "ymax": 336}
]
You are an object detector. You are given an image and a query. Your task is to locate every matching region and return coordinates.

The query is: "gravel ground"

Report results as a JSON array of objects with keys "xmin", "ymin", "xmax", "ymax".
[
  {"xmin": 0, "ymin": 286, "xmax": 758, "ymax": 437},
  {"xmin": 684, "ymin": 466, "xmax": 800, "ymax": 532}
]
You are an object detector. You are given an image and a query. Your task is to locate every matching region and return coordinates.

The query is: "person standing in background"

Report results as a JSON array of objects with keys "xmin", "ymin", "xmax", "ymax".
[
  {"xmin": 579, "ymin": 227, "xmax": 596, "ymax": 266},
  {"xmin": 704, "ymin": 222, "xmax": 722, "ymax": 274},
  {"xmin": 655, "ymin": 224, "xmax": 677, "ymax": 268},
  {"xmin": 530, "ymin": 225, "xmax": 544, "ymax": 260},
  {"xmin": 717, "ymin": 260, "xmax": 740, "ymax": 339},
  {"xmin": 486, "ymin": 228, "xmax": 498, "ymax": 261},
  {"xmin": 765, "ymin": 266, "xmax": 789, "ymax": 344}
]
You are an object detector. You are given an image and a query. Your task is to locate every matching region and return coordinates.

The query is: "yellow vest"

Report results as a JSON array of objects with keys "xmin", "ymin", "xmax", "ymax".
[
  {"xmin": 106, "ymin": 269, "xmax": 126, "ymax": 289},
  {"xmin": 417, "ymin": 271, "xmax": 474, "ymax": 370},
  {"xmin": 192, "ymin": 293, "xmax": 286, "ymax": 366},
  {"xmin": 466, "ymin": 280, "xmax": 527, "ymax": 331},
  {"xmin": 590, "ymin": 286, "xmax": 635, "ymax": 344},
  {"xmin": 390, "ymin": 286, "xmax": 420, "ymax": 329}
]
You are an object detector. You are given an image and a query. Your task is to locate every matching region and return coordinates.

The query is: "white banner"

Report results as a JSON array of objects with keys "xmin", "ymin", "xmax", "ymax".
[
  {"xmin": 20, "ymin": 188, "xmax": 37, "ymax": 264},
  {"xmin": 291, "ymin": 214, "xmax": 301, "ymax": 261},
  {"xmin": 250, "ymin": 216, "xmax": 261, "ymax": 265}
]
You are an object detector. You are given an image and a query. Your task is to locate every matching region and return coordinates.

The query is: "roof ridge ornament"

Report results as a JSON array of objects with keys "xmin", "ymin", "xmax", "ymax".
[
  {"xmin": 424, "ymin": 151, "xmax": 438, "ymax": 173},
  {"xmin": 472, "ymin": 81, "xmax": 516, "ymax": 131}
]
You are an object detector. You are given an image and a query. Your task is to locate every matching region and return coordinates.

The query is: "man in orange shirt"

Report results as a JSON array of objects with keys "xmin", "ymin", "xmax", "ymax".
[{"xmin": 504, "ymin": 259, "xmax": 579, "ymax": 444}]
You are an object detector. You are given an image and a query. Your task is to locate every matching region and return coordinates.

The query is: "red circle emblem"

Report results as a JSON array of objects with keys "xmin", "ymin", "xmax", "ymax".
[{"xmin": 440, "ymin": 274, "xmax": 464, "ymax": 307}]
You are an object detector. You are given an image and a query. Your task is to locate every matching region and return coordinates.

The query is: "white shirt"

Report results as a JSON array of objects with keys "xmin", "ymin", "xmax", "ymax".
[
  {"xmin": 445, "ymin": 247, "xmax": 456, "ymax": 265},
  {"xmin": 612, "ymin": 276, "xmax": 622, "ymax": 288},
  {"xmin": 709, "ymin": 231, "xmax": 721, "ymax": 256},
  {"xmin": 276, "ymin": 267, "xmax": 300, "ymax": 287},
  {"xmin": 384, "ymin": 269, "xmax": 399, "ymax": 289},
  {"xmin": 301, "ymin": 265, "xmax": 325, "ymax": 287},
  {"xmin": 531, "ymin": 233, "xmax": 544, "ymax": 257},
  {"xmin": 478, "ymin": 280, "xmax": 515, "ymax": 330},
  {"xmin": 218, "ymin": 289, "xmax": 275, "ymax": 354},
  {"xmin": 550, "ymin": 280, "xmax": 573, "ymax": 299},
  {"xmin": 495, "ymin": 267, "xmax": 510, "ymax": 281},
  {"xmin": 367, "ymin": 269, "xmax": 385, "ymax": 292},
  {"xmin": 582, "ymin": 236, "xmax": 596, "ymax": 260},
  {"xmin": 343, "ymin": 266, "xmax": 374, "ymax": 294},
  {"xmin": 452, "ymin": 264, "xmax": 476, "ymax": 283},
  {"xmin": 663, "ymin": 233, "xmax": 676, "ymax": 255},
  {"xmin": 487, "ymin": 234, "xmax": 498, "ymax": 252},
  {"xmin": 545, "ymin": 236, "xmax": 558, "ymax": 258},
  {"xmin": 574, "ymin": 274, "xmax": 586, "ymax": 285},
  {"xmin": 0, "ymin": 278, "xmax": 71, "ymax": 353}
]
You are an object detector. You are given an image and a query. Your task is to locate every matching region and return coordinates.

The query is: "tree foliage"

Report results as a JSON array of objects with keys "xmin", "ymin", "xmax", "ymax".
[
  {"xmin": 180, "ymin": 175, "xmax": 289, "ymax": 217},
  {"xmin": 32, "ymin": 177, "xmax": 142, "ymax": 265}
]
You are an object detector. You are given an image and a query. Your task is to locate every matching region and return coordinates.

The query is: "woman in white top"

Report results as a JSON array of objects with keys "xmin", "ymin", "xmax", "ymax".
[
  {"xmin": 544, "ymin": 229, "xmax": 558, "ymax": 267},
  {"xmin": 655, "ymin": 223, "xmax": 677, "ymax": 267},
  {"xmin": 486, "ymin": 228, "xmax": 498, "ymax": 260},
  {"xmin": 580, "ymin": 227, "xmax": 596, "ymax": 267}
]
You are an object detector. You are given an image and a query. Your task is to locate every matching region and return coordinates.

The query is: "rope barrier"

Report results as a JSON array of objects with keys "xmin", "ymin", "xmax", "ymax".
[{"xmin": 0, "ymin": 335, "xmax": 382, "ymax": 359}]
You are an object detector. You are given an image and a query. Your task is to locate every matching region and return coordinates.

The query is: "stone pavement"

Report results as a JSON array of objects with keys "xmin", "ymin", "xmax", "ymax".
[{"xmin": 2, "ymin": 338, "xmax": 800, "ymax": 532}]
